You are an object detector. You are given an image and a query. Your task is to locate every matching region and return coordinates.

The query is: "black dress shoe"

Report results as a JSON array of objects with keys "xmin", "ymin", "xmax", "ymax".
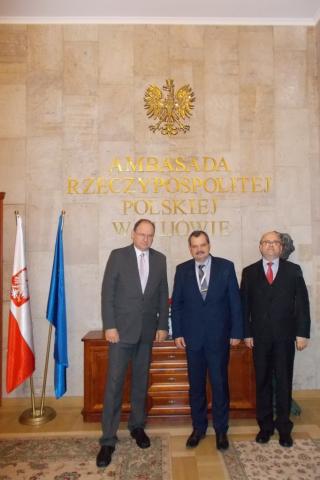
[
  {"xmin": 279, "ymin": 433, "xmax": 293, "ymax": 447},
  {"xmin": 256, "ymin": 430, "xmax": 273, "ymax": 444},
  {"xmin": 186, "ymin": 429, "xmax": 206, "ymax": 448},
  {"xmin": 130, "ymin": 428, "xmax": 151, "ymax": 448},
  {"xmin": 96, "ymin": 445, "xmax": 115, "ymax": 468},
  {"xmin": 216, "ymin": 432, "xmax": 229, "ymax": 450}
]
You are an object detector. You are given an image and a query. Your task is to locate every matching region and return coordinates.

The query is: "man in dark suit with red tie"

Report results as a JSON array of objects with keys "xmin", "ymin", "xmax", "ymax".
[
  {"xmin": 171, "ymin": 230, "xmax": 243, "ymax": 450},
  {"xmin": 241, "ymin": 231, "xmax": 311, "ymax": 447}
]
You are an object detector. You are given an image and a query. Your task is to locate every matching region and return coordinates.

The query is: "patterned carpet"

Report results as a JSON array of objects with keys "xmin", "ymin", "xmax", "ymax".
[
  {"xmin": 0, "ymin": 434, "xmax": 171, "ymax": 480},
  {"xmin": 222, "ymin": 438, "xmax": 320, "ymax": 480}
]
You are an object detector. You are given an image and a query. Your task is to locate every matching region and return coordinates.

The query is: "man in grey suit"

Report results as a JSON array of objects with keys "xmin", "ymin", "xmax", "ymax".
[{"xmin": 96, "ymin": 219, "xmax": 169, "ymax": 468}]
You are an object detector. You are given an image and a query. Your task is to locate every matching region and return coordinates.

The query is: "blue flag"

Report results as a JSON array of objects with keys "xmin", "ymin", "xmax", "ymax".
[{"xmin": 46, "ymin": 214, "xmax": 68, "ymax": 399}]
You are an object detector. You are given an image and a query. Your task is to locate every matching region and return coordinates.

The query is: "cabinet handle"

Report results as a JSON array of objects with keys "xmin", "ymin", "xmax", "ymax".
[
  {"xmin": 168, "ymin": 377, "xmax": 176, "ymax": 382},
  {"xmin": 168, "ymin": 399, "xmax": 175, "ymax": 404},
  {"xmin": 168, "ymin": 354, "xmax": 176, "ymax": 359}
]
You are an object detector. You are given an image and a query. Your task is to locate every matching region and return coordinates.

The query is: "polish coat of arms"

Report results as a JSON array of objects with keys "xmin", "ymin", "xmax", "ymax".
[
  {"xmin": 144, "ymin": 79, "xmax": 196, "ymax": 136},
  {"xmin": 11, "ymin": 268, "xmax": 30, "ymax": 307}
]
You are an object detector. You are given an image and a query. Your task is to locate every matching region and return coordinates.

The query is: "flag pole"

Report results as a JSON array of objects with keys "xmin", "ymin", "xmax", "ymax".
[
  {"xmin": 19, "ymin": 212, "xmax": 68, "ymax": 426},
  {"xmin": 37, "ymin": 209, "xmax": 66, "ymax": 416},
  {"xmin": 39, "ymin": 323, "xmax": 53, "ymax": 416},
  {"xmin": 14, "ymin": 211, "xmax": 36, "ymax": 419}
]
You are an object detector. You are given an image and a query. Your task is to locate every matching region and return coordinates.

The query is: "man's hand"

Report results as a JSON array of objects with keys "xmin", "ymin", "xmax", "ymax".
[
  {"xmin": 230, "ymin": 338, "xmax": 241, "ymax": 346},
  {"xmin": 174, "ymin": 337, "xmax": 186, "ymax": 349},
  {"xmin": 244, "ymin": 337, "xmax": 254, "ymax": 348},
  {"xmin": 105, "ymin": 328, "xmax": 119, "ymax": 343},
  {"xmin": 296, "ymin": 336, "xmax": 308, "ymax": 351},
  {"xmin": 155, "ymin": 330, "xmax": 168, "ymax": 342}
]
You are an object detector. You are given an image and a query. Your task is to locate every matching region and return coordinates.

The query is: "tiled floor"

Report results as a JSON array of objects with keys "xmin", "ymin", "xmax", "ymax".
[{"xmin": 0, "ymin": 390, "xmax": 319, "ymax": 479}]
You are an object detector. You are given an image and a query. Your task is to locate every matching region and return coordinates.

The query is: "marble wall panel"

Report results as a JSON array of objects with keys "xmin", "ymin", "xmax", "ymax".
[
  {"xmin": 274, "ymin": 166, "xmax": 311, "ymax": 226},
  {"xmin": 275, "ymin": 108, "xmax": 309, "ymax": 166},
  {"xmin": 239, "ymin": 141, "xmax": 274, "ymax": 175},
  {"xmin": 204, "ymin": 94, "xmax": 239, "ymax": 152},
  {"xmin": 63, "ymin": 95, "xmax": 98, "ymax": 179},
  {"xmin": 273, "ymin": 26, "xmax": 307, "ymax": 51},
  {"xmin": 0, "ymin": 85, "xmax": 25, "ymax": 137},
  {"xmin": 239, "ymin": 27, "xmax": 274, "ymax": 86},
  {"xmin": 275, "ymin": 51, "xmax": 307, "ymax": 108},
  {"xmin": 27, "ymin": 25, "xmax": 63, "ymax": 73},
  {"xmin": 0, "ymin": 63, "xmax": 26, "ymax": 85},
  {"xmin": 98, "ymin": 84, "xmax": 134, "ymax": 141},
  {"xmin": 63, "ymin": 25, "xmax": 98, "ymax": 42},
  {"xmin": 27, "ymin": 71, "xmax": 62, "ymax": 136},
  {"xmin": 169, "ymin": 25, "xmax": 204, "ymax": 62},
  {"xmin": 64, "ymin": 41, "xmax": 98, "ymax": 96},
  {"xmin": 26, "ymin": 190, "xmax": 64, "ymax": 252},
  {"xmin": 62, "ymin": 203, "xmax": 99, "ymax": 265},
  {"xmin": 0, "ymin": 25, "xmax": 27, "ymax": 63},
  {"xmin": 0, "ymin": 139, "xmax": 26, "ymax": 204},
  {"xmin": 239, "ymin": 85, "xmax": 274, "ymax": 143},
  {"xmin": 133, "ymin": 26, "xmax": 169, "ymax": 76},
  {"xmin": 99, "ymin": 26, "xmax": 134, "ymax": 85},
  {"xmin": 27, "ymin": 137, "xmax": 62, "ymax": 192}
]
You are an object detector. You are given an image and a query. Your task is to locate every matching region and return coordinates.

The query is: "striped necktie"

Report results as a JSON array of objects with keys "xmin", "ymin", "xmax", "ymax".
[{"xmin": 199, "ymin": 264, "xmax": 208, "ymax": 299}]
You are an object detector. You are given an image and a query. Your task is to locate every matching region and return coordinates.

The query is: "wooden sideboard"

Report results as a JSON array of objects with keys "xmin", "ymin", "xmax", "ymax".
[{"xmin": 82, "ymin": 330, "xmax": 256, "ymax": 422}]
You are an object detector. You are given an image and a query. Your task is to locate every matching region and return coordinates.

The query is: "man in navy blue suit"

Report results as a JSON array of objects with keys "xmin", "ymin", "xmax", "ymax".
[{"xmin": 171, "ymin": 230, "xmax": 243, "ymax": 450}]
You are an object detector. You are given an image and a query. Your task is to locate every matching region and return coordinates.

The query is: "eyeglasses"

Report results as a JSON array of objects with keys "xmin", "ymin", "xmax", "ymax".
[
  {"xmin": 260, "ymin": 240, "xmax": 281, "ymax": 246},
  {"xmin": 135, "ymin": 233, "xmax": 154, "ymax": 240}
]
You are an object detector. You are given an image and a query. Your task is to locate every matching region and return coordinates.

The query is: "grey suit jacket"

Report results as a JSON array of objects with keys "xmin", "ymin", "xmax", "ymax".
[{"xmin": 101, "ymin": 244, "xmax": 169, "ymax": 344}]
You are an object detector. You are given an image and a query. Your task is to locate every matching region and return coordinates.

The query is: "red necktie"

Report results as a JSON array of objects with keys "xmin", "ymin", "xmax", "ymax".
[{"xmin": 266, "ymin": 262, "xmax": 273, "ymax": 284}]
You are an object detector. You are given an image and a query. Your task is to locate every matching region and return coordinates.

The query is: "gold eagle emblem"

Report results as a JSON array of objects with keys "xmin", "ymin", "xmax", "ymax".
[{"xmin": 144, "ymin": 79, "xmax": 195, "ymax": 136}]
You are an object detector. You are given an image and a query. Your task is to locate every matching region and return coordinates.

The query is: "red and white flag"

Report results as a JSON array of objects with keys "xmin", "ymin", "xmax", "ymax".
[{"xmin": 6, "ymin": 215, "xmax": 35, "ymax": 393}]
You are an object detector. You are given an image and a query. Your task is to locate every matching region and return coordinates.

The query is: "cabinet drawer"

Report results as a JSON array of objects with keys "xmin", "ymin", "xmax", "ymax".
[
  {"xmin": 152, "ymin": 349, "xmax": 187, "ymax": 363},
  {"xmin": 149, "ymin": 372, "xmax": 189, "ymax": 392},
  {"xmin": 148, "ymin": 393, "xmax": 191, "ymax": 415}
]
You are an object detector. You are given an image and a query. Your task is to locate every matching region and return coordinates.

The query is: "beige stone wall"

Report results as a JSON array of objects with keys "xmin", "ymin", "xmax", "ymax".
[{"xmin": 0, "ymin": 24, "xmax": 319, "ymax": 396}]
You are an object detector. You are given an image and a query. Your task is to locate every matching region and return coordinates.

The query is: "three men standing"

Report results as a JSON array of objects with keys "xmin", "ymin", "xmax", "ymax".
[
  {"xmin": 241, "ymin": 231, "xmax": 310, "ymax": 447},
  {"xmin": 171, "ymin": 230, "xmax": 243, "ymax": 450},
  {"xmin": 97, "ymin": 223, "xmax": 311, "ymax": 466},
  {"xmin": 97, "ymin": 219, "xmax": 168, "ymax": 468}
]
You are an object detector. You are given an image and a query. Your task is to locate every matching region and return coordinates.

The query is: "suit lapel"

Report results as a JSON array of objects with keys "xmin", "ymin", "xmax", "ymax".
[
  {"xmin": 144, "ymin": 249, "xmax": 154, "ymax": 294},
  {"xmin": 206, "ymin": 256, "xmax": 221, "ymax": 300},
  {"xmin": 128, "ymin": 244, "xmax": 143, "ymax": 294}
]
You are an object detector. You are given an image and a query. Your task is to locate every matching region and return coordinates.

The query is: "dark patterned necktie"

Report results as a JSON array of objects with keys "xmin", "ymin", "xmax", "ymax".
[{"xmin": 199, "ymin": 264, "xmax": 208, "ymax": 299}]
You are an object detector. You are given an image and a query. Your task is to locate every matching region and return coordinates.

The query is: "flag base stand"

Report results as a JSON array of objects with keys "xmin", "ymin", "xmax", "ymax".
[{"xmin": 19, "ymin": 406, "xmax": 56, "ymax": 426}]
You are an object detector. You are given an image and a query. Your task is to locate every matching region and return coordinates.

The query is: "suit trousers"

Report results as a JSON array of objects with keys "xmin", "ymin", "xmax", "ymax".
[
  {"xmin": 253, "ymin": 339, "xmax": 295, "ymax": 435},
  {"xmin": 186, "ymin": 343, "xmax": 230, "ymax": 434},
  {"xmin": 100, "ymin": 340, "xmax": 153, "ymax": 447}
]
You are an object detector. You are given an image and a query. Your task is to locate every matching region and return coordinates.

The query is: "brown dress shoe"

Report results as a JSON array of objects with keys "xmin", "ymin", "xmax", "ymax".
[
  {"xmin": 186, "ymin": 429, "xmax": 206, "ymax": 448},
  {"xmin": 96, "ymin": 445, "xmax": 115, "ymax": 468}
]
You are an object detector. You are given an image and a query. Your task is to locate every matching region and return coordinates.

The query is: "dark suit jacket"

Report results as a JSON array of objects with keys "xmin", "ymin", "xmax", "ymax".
[
  {"xmin": 101, "ymin": 244, "xmax": 169, "ymax": 344},
  {"xmin": 171, "ymin": 255, "xmax": 243, "ymax": 350},
  {"xmin": 240, "ymin": 259, "xmax": 311, "ymax": 341}
]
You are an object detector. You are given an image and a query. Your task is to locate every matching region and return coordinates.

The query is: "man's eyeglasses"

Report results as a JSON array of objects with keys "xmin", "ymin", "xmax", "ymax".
[
  {"xmin": 260, "ymin": 240, "xmax": 282, "ymax": 246},
  {"xmin": 135, "ymin": 233, "xmax": 154, "ymax": 240}
]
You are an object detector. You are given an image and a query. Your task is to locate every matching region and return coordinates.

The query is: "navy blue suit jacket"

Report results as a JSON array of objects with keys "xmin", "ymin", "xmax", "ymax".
[{"xmin": 171, "ymin": 255, "xmax": 243, "ymax": 350}]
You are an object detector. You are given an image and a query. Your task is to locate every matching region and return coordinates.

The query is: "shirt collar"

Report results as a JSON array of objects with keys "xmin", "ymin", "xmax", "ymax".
[
  {"xmin": 134, "ymin": 246, "xmax": 149, "ymax": 257},
  {"xmin": 262, "ymin": 257, "xmax": 279, "ymax": 267},
  {"xmin": 195, "ymin": 255, "xmax": 211, "ymax": 268}
]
